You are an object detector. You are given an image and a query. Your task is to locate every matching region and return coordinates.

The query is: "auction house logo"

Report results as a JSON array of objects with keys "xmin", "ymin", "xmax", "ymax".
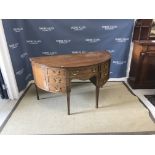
[
  {"xmin": 101, "ymin": 25, "xmax": 118, "ymax": 30},
  {"xmin": 42, "ymin": 51, "xmax": 58, "ymax": 55},
  {"xmin": 85, "ymin": 38, "xmax": 101, "ymax": 43},
  {"xmin": 13, "ymin": 27, "xmax": 24, "ymax": 32},
  {"xmin": 113, "ymin": 60, "xmax": 126, "ymax": 65},
  {"xmin": 115, "ymin": 38, "xmax": 129, "ymax": 43},
  {"xmin": 26, "ymin": 40, "xmax": 42, "ymax": 44},
  {"xmin": 39, "ymin": 26, "xmax": 55, "ymax": 32},
  {"xmin": 56, "ymin": 40, "xmax": 71, "ymax": 44},
  {"xmin": 9, "ymin": 43, "xmax": 19, "ymax": 49},
  {"xmin": 70, "ymin": 26, "xmax": 86, "ymax": 31},
  {"xmin": 16, "ymin": 68, "xmax": 24, "ymax": 75},
  {"xmin": 25, "ymin": 73, "xmax": 32, "ymax": 81},
  {"xmin": 107, "ymin": 49, "xmax": 115, "ymax": 53},
  {"xmin": 20, "ymin": 52, "xmax": 28, "ymax": 58},
  {"xmin": 71, "ymin": 51, "xmax": 86, "ymax": 54}
]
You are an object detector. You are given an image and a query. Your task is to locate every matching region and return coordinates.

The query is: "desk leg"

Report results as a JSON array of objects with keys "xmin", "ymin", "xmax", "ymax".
[
  {"xmin": 66, "ymin": 87, "xmax": 70, "ymax": 115},
  {"xmin": 96, "ymin": 73, "xmax": 100, "ymax": 108},
  {"xmin": 96, "ymin": 85, "xmax": 99, "ymax": 108},
  {"xmin": 35, "ymin": 84, "xmax": 40, "ymax": 100}
]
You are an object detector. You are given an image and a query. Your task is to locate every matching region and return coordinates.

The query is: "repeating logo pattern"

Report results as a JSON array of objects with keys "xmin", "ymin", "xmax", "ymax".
[
  {"xmin": 13, "ymin": 27, "xmax": 24, "ymax": 32},
  {"xmin": 16, "ymin": 68, "xmax": 24, "ymax": 76},
  {"xmin": 2, "ymin": 19, "xmax": 134, "ymax": 91},
  {"xmin": 70, "ymin": 26, "xmax": 86, "ymax": 31},
  {"xmin": 20, "ymin": 52, "xmax": 28, "ymax": 58},
  {"xmin": 9, "ymin": 43, "xmax": 19, "ymax": 49},
  {"xmin": 42, "ymin": 51, "xmax": 58, "ymax": 55},
  {"xmin": 56, "ymin": 40, "xmax": 71, "ymax": 44},
  {"xmin": 115, "ymin": 37, "xmax": 129, "ymax": 43},
  {"xmin": 85, "ymin": 38, "xmax": 101, "ymax": 43},
  {"xmin": 26, "ymin": 40, "xmax": 42, "ymax": 44},
  {"xmin": 113, "ymin": 60, "xmax": 127, "ymax": 65},
  {"xmin": 101, "ymin": 25, "xmax": 118, "ymax": 30},
  {"xmin": 107, "ymin": 49, "xmax": 115, "ymax": 53},
  {"xmin": 25, "ymin": 73, "xmax": 32, "ymax": 81},
  {"xmin": 39, "ymin": 26, "xmax": 55, "ymax": 32},
  {"xmin": 71, "ymin": 51, "xmax": 86, "ymax": 54}
]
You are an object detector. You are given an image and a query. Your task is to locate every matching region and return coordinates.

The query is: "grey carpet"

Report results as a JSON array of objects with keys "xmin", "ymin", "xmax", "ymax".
[{"xmin": 1, "ymin": 82, "xmax": 155, "ymax": 134}]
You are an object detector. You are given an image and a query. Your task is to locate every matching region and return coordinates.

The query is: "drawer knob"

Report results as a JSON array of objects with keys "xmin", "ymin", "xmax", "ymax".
[
  {"xmin": 92, "ymin": 69, "xmax": 96, "ymax": 73},
  {"xmin": 54, "ymin": 78, "xmax": 62, "ymax": 83},
  {"xmin": 72, "ymin": 70, "xmax": 79, "ymax": 76},
  {"xmin": 55, "ymin": 87, "xmax": 62, "ymax": 92},
  {"xmin": 55, "ymin": 87, "xmax": 60, "ymax": 92}
]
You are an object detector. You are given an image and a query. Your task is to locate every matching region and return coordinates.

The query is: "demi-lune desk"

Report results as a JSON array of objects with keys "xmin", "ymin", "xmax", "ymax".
[{"xmin": 30, "ymin": 51, "xmax": 111, "ymax": 115}]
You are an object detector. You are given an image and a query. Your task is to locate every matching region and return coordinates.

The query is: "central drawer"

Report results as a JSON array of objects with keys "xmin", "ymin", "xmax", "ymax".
[{"xmin": 69, "ymin": 65, "xmax": 98, "ymax": 80}]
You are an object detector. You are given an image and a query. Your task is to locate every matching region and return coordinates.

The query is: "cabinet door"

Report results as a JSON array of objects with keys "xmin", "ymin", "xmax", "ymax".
[{"xmin": 137, "ymin": 52, "xmax": 155, "ymax": 87}]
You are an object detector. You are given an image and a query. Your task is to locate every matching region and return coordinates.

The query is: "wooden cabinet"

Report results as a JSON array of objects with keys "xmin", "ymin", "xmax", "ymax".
[
  {"xmin": 132, "ymin": 19, "xmax": 153, "ymax": 40},
  {"xmin": 128, "ymin": 19, "xmax": 155, "ymax": 89},
  {"xmin": 128, "ymin": 41, "xmax": 155, "ymax": 89}
]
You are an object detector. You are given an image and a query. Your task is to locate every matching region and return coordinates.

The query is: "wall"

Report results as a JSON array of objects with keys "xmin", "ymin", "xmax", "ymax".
[
  {"xmin": 2, "ymin": 19, "xmax": 134, "ymax": 92},
  {"xmin": 0, "ymin": 20, "xmax": 19, "ymax": 99}
]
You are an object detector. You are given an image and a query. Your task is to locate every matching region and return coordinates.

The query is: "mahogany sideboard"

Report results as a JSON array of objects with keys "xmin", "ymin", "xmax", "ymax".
[
  {"xmin": 30, "ymin": 51, "xmax": 111, "ymax": 115},
  {"xmin": 128, "ymin": 40, "xmax": 155, "ymax": 89}
]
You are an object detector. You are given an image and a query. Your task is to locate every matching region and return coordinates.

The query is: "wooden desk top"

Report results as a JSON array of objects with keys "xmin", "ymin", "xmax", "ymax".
[{"xmin": 30, "ymin": 51, "xmax": 111, "ymax": 68}]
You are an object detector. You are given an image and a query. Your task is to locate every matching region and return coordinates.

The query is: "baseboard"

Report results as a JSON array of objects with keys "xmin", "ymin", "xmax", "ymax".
[{"xmin": 108, "ymin": 77, "xmax": 127, "ymax": 82}]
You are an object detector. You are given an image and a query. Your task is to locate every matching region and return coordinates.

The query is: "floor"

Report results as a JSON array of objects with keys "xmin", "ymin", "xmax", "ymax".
[
  {"xmin": 0, "ymin": 98, "xmax": 17, "ymax": 128},
  {"xmin": 2, "ymin": 82, "xmax": 155, "ymax": 134},
  {"xmin": 0, "ymin": 81, "xmax": 155, "ymax": 129},
  {"xmin": 125, "ymin": 81, "xmax": 155, "ymax": 118}
]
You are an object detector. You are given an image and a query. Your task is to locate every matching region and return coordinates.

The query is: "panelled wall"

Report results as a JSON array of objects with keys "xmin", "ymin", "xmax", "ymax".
[{"xmin": 2, "ymin": 19, "xmax": 134, "ymax": 91}]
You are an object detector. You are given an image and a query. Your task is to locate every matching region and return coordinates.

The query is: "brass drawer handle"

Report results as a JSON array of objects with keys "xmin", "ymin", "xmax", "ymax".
[
  {"xmin": 55, "ymin": 87, "xmax": 60, "ymax": 92},
  {"xmin": 92, "ymin": 69, "xmax": 96, "ymax": 73},
  {"xmin": 53, "ymin": 70, "xmax": 56, "ymax": 73},
  {"xmin": 72, "ymin": 70, "xmax": 79, "ymax": 76},
  {"xmin": 54, "ymin": 78, "xmax": 62, "ymax": 83},
  {"xmin": 55, "ymin": 88, "xmax": 63, "ymax": 92}
]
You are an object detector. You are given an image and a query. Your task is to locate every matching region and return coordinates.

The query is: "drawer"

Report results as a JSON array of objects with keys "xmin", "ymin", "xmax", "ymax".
[
  {"xmin": 49, "ymin": 83, "xmax": 67, "ymax": 93},
  {"xmin": 146, "ymin": 46, "xmax": 155, "ymax": 51},
  {"xmin": 69, "ymin": 65, "xmax": 97, "ymax": 80},
  {"xmin": 101, "ymin": 62, "xmax": 109, "ymax": 78},
  {"xmin": 100, "ymin": 75, "xmax": 109, "ymax": 86},
  {"xmin": 100, "ymin": 61, "xmax": 110, "ymax": 86},
  {"xmin": 47, "ymin": 68, "xmax": 67, "ymax": 93},
  {"xmin": 48, "ymin": 76, "xmax": 66, "ymax": 84},
  {"xmin": 47, "ymin": 68, "xmax": 66, "ymax": 77}
]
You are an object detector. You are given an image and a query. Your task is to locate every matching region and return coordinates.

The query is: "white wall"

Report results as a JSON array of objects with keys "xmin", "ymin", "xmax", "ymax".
[{"xmin": 0, "ymin": 20, "xmax": 19, "ymax": 99}]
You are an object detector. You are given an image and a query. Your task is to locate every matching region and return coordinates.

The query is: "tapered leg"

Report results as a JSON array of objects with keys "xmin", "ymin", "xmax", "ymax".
[
  {"xmin": 66, "ymin": 88, "xmax": 70, "ymax": 115},
  {"xmin": 35, "ymin": 84, "xmax": 40, "ymax": 100},
  {"xmin": 96, "ymin": 85, "xmax": 99, "ymax": 108}
]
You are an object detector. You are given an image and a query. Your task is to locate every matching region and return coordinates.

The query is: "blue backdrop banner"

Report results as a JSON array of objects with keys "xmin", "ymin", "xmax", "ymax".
[{"xmin": 2, "ymin": 19, "xmax": 134, "ymax": 91}]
